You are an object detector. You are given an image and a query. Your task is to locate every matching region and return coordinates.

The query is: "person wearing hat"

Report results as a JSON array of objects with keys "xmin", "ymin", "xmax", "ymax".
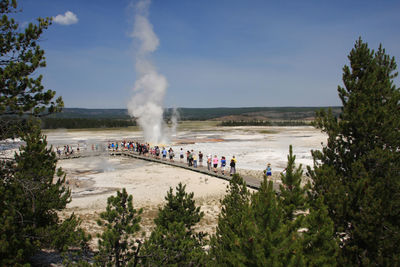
[{"xmin": 230, "ymin": 156, "xmax": 237, "ymax": 176}]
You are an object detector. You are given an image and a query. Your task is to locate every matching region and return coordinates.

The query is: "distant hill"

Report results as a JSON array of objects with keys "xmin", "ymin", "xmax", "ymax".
[
  {"xmin": 48, "ymin": 108, "xmax": 130, "ymax": 119},
  {"xmin": 166, "ymin": 107, "xmax": 341, "ymax": 121},
  {"xmin": 51, "ymin": 107, "xmax": 341, "ymax": 121}
]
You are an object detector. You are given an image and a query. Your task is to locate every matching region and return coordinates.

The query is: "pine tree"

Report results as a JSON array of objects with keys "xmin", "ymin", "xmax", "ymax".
[
  {"xmin": 0, "ymin": 1, "xmax": 81, "ymax": 264},
  {"xmin": 209, "ymin": 149, "xmax": 339, "ymax": 266},
  {"xmin": 301, "ymin": 195, "xmax": 339, "ymax": 267},
  {"xmin": 141, "ymin": 183, "xmax": 206, "ymax": 266},
  {"xmin": 154, "ymin": 183, "xmax": 203, "ymax": 230},
  {"xmin": 96, "ymin": 188, "xmax": 142, "ymax": 267},
  {"xmin": 0, "ymin": 126, "xmax": 83, "ymax": 264},
  {"xmin": 278, "ymin": 146, "xmax": 338, "ymax": 266},
  {"xmin": 209, "ymin": 174, "xmax": 257, "ymax": 266},
  {"xmin": 0, "ymin": 0, "xmax": 63, "ymax": 118},
  {"xmin": 0, "ymin": 0, "xmax": 63, "ymax": 141},
  {"xmin": 265, "ymin": 145, "xmax": 338, "ymax": 266},
  {"xmin": 0, "ymin": 161, "xmax": 26, "ymax": 264},
  {"xmin": 252, "ymin": 177, "xmax": 297, "ymax": 266},
  {"xmin": 309, "ymin": 38, "xmax": 400, "ymax": 265},
  {"xmin": 13, "ymin": 127, "xmax": 70, "ymax": 228},
  {"xmin": 142, "ymin": 221, "xmax": 206, "ymax": 266},
  {"xmin": 279, "ymin": 145, "xmax": 306, "ymax": 221}
]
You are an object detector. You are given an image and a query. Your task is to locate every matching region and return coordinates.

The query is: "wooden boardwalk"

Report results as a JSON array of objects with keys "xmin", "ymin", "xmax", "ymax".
[{"xmin": 59, "ymin": 150, "xmax": 273, "ymax": 190}]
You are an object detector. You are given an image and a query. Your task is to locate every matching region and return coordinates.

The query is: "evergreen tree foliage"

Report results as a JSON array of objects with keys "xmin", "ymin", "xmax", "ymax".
[
  {"xmin": 276, "ymin": 146, "xmax": 307, "ymax": 266},
  {"xmin": 0, "ymin": 0, "xmax": 63, "ymax": 140},
  {"xmin": 279, "ymin": 146, "xmax": 338, "ymax": 266},
  {"xmin": 209, "ymin": 170, "xmax": 303, "ymax": 266},
  {"xmin": 279, "ymin": 145, "xmax": 306, "ymax": 221},
  {"xmin": 13, "ymin": 127, "xmax": 70, "ymax": 228},
  {"xmin": 309, "ymin": 37, "xmax": 400, "ymax": 265},
  {"xmin": 301, "ymin": 195, "xmax": 339, "ymax": 267},
  {"xmin": 142, "ymin": 221, "xmax": 206, "ymax": 267},
  {"xmin": 209, "ymin": 174, "xmax": 256, "ymax": 266},
  {"xmin": 0, "ymin": 161, "xmax": 26, "ymax": 265},
  {"xmin": 250, "ymin": 146, "xmax": 338, "ymax": 266},
  {"xmin": 0, "ymin": 126, "xmax": 83, "ymax": 264},
  {"xmin": 154, "ymin": 183, "xmax": 203, "ymax": 230},
  {"xmin": 0, "ymin": 0, "xmax": 63, "ymax": 117},
  {"xmin": 0, "ymin": 1, "xmax": 84, "ymax": 265},
  {"xmin": 141, "ymin": 183, "xmax": 206, "ymax": 266},
  {"xmin": 252, "ymin": 177, "xmax": 299, "ymax": 266},
  {"xmin": 209, "ymin": 149, "xmax": 338, "ymax": 266},
  {"xmin": 96, "ymin": 188, "xmax": 142, "ymax": 267}
]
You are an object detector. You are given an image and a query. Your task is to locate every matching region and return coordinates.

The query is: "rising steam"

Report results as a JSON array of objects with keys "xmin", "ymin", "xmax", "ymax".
[
  {"xmin": 169, "ymin": 107, "xmax": 180, "ymax": 139},
  {"xmin": 128, "ymin": 0, "xmax": 169, "ymax": 144}
]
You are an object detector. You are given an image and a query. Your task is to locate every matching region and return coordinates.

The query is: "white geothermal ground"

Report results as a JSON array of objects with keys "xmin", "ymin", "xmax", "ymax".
[
  {"xmin": 43, "ymin": 125, "xmax": 327, "ymax": 240},
  {"xmin": 46, "ymin": 125, "xmax": 327, "ymax": 171}
]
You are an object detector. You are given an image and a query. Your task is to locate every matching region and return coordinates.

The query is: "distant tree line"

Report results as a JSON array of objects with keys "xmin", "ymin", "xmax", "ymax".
[
  {"xmin": 53, "ymin": 106, "xmax": 341, "ymax": 122},
  {"xmin": 164, "ymin": 106, "xmax": 341, "ymax": 121},
  {"xmin": 219, "ymin": 120, "xmax": 311, "ymax": 126},
  {"xmin": 40, "ymin": 118, "xmax": 136, "ymax": 129},
  {"xmin": 47, "ymin": 108, "xmax": 131, "ymax": 119}
]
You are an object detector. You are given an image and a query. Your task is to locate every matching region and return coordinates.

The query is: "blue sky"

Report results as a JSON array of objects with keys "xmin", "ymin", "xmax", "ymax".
[{"xmin": 15, "ymin": 0, "xmax": 400, "ymax": 108}]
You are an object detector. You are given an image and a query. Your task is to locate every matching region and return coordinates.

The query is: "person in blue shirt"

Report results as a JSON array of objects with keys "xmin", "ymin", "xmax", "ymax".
[
  {"xmin": 266, "ymin": 163, "xmax": 272, "ymax": 177},
  {"xmin": 162, "ymin": 147, "xmax": 167, "ymax": 159},
  {"xmin": 221, "ymin": 156, "xmax": 227, "ymax": 175}
]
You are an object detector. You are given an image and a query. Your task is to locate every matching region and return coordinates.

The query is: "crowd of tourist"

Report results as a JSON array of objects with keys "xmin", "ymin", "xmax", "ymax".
[
  {"xmin": 103, "ymin": 140, "xmax": 241, "ymax": 176},
  {"xmin": 56, "ymin": 144, "xmax": 80, "ymax": 156},
  {"xmin": 56, "ymin": 142, "xmax": 103, "ymax": 157},
  {"xmin": 179, "ymin": 149, "xmax": 237, "ymax": 176},
  {"xmin": 57, "ymin": 140, "xmax": 274, "ymax": 177}
]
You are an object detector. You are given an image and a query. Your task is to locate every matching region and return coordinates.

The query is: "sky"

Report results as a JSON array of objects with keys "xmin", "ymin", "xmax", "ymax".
[{"xmin": 14, "ymin": 0, "xmax": 400, "ymax": 108}]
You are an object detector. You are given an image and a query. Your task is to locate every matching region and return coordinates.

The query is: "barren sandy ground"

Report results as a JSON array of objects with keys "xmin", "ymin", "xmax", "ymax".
[{"xmin": 57, "ymin": 156, "xmax": 232, "ymax": 247}]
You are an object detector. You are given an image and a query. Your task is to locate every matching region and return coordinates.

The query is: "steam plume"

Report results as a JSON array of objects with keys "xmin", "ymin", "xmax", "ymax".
[
  {"xmin": 169, "ymin": 107, "xmax": 180, "ymax": 139},
  {"xmin": 128, "ymin": 0, "xmax": 168, "ymax": 144}
]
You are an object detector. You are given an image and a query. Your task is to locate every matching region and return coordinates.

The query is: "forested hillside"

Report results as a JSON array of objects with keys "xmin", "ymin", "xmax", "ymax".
[{"xmin": 51, "ymin": 106, "xmax": 341, "ymax": 121}]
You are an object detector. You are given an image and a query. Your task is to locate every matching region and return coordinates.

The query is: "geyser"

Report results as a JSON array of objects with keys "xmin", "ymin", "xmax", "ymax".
[{"xmin": 128, "ymin": 0, "xmax": 169, "ymax": 144}]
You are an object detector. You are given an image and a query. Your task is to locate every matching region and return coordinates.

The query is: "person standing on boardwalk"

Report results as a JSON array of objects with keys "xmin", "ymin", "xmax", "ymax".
[
  {"xmin": 193, "ymin": 153, "xmax": 197, "ymax": 168},
  {"xmin": 190, "ymin": 150, "xmax": 195, "ymax": 166},
  {"xmin": 221, "ymin": 156, "xmax": 226, "ymax": 175},
  {"xmin": 199, "ymin": 151, "xmax": 203, "ymax": 167},
  {"xmin": 186, "ymin": 150, "xmax": 190, "ymax": 164},
  {"xmin": 180, "ymin": 148, "xmax": 184, "ymax": 162},
  {"xmin": 265, "ymin": 163, "xmax": 272, "ymax": 177},
  {"xmin": 169, "ymin": 148, "xmax": 174, "ymax": 161},
  {"xmin": 207, "ymin": 154, "xmax": 212, "ymax": 171},
  {"xmin": 213, "ymin": 155, "xmax": 219, "ymax": 173},
  {"xmin": 230, "ymin": 156, "xmax": 237, "ymax": 176}
]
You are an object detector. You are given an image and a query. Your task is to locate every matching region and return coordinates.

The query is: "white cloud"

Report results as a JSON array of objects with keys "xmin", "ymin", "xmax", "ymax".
[{"xmin": 53, "ymin": 11, "xmax": 78, "ymax": 25}]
